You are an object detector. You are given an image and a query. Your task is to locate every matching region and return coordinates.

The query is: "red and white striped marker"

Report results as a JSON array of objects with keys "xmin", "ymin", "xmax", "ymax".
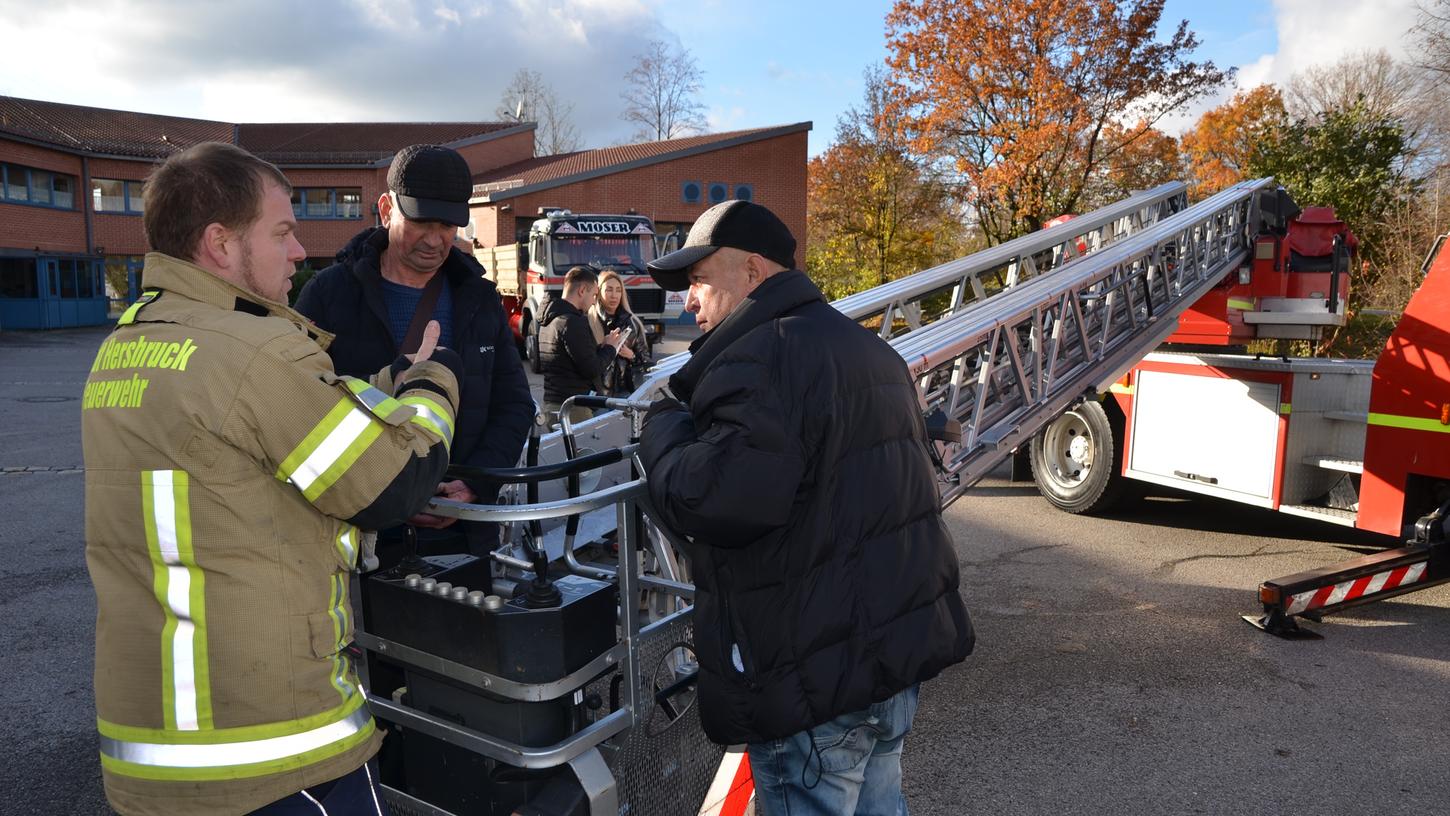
[
  {"xmin": 1284, "ymin": 561, "xmax": 1429, "ymax": 615},
  {"xmin": 698, "ymin": 747, "xmax": 754, "ymax": 816}
]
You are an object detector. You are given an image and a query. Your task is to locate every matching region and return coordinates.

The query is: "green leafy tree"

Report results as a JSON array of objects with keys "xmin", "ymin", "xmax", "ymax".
[
  {"xmin": 1248, "ymin": 101, "xmax": 1418, "ymax": 356},
  {"xmin": 1248, "ymin": 101, "xmax": 1413, "ymax": 235}
]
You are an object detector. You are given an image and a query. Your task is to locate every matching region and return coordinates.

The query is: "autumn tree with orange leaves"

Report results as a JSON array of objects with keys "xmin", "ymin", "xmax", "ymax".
[
  {"xmin": 1179, "ymin": 85, "xmax": 1288, "ymax": 200},
  {"xmin": 884, "ymin": 0, "xmax": 1229, "ymax": 243},
  {"xmin": 807, "ymin": 67, "xmax": 972, "ymax": 300}
]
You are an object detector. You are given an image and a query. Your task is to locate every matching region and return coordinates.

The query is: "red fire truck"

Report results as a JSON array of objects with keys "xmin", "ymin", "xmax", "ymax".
[{"xmin": 1027, "ymin": 191, "xmax": 1450, "ymax": 635}]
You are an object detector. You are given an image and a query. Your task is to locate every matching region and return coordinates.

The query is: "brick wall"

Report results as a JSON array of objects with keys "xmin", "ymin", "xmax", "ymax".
[
  {"xmin": 87, "ymin": 155, "xmax": 157, "ymax": 255},
  {"xmin": 469, "ymin": 130, "xmax": 810, "ymax": 260},
  {"xmin": 282, "ymin": 166, "xmax": 388, "ymax": 261},
  {"xmin": 0, "ymin": 138, "xmax": 89, "ymax": 254}
]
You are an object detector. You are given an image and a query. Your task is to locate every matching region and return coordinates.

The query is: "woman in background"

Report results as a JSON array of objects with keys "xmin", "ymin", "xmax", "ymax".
[{"xmin": 588, "ymin": 270, "xmax": 652, "ymax": 396}]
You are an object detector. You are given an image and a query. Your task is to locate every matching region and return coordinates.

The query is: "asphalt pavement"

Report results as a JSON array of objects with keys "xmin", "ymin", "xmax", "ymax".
[{"xmin": 3, "ymin": 324, "xmax": 1447, "ymax": 815}]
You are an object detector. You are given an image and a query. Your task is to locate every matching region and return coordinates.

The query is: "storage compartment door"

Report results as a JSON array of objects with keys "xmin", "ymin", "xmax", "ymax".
[{"xmin": 1127, "ymin": 370, "xmax": 1281, "ymax": 500}]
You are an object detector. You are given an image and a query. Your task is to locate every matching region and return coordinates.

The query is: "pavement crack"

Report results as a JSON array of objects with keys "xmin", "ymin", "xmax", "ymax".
[{"xmin": 1152, "ymin": 544, "xmax": 1317, "ymax": 576}]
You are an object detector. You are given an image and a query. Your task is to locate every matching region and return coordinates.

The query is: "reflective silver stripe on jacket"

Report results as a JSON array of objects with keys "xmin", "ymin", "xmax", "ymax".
[
  {"xmin": 409, "ymin": 404, "xmax": 454, "ymax": 447},
  {"xmin": 98, "ymin": 704, "xmax": 372, "ymax": 769}
]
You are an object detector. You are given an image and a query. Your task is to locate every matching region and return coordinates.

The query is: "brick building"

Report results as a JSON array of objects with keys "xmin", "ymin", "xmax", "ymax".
[{"xmin": 0, "ymin": 94, "xmax": 809, "ymax": 330}]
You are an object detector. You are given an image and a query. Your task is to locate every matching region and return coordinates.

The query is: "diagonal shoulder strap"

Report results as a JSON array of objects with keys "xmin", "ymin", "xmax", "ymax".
[{"xmin": 400, "ymin": 272, "xmax": 446, "ymax": 354}]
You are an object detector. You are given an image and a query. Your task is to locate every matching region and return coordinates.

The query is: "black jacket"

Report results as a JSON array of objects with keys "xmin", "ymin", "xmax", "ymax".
[
  {"xmin": 538, "ymin": 296, "xmax": 614, "ymax": 406},
  {"xmin": 639, "ymin": 270, "xmax": 974, "ymax": 745},
  {"xmin": 295, "ymin": 228, "xmax": 534, "ymax": 504}
]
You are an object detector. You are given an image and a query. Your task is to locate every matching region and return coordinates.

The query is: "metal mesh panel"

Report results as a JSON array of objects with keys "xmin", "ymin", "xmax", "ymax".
[{"xmin": 612, "ymin": 610, "xmax": 724, "ymax": 816}]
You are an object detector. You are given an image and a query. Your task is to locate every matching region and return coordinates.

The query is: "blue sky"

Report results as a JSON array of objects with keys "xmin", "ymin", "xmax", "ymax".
[{"xmin": 0, "ymin": 0, "xmax": 1423, "ymax": 156}]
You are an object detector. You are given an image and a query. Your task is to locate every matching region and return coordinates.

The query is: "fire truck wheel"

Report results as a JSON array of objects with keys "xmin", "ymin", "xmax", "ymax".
[{"xmin": 1029, "ymin": 400, "xmax": 1126, "ymax": 514}]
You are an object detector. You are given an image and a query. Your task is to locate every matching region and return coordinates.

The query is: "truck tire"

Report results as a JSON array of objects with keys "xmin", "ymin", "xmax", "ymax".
[
  {"xmin": 1029, "ymin": 400, "xmax": 1127, "ymax": 514},
  {"xmin": 526, "ymin": 315, "xmax": 543, "ymax": 374}
]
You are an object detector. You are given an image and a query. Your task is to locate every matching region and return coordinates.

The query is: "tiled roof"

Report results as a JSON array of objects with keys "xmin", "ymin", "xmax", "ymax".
[
  {"xmin": 471, "ymin": 123, "xmax": 812, "ymax": 201},
  {"xmin": 0, "ymin": 96, "xmax": 232, "ymax": 159},
  {"xmin": 0, "ymin": 96, "xmax": 519, "ymax": 164},
  {"xmin": 237, "ymin": 122, "xmax": 520, "ymax": 164}
]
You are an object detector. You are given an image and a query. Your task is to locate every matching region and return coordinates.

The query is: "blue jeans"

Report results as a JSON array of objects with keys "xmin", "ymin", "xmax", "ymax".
[{"xmin": 748, "ymin": 684, "xmax": 919, "ymax": 816}]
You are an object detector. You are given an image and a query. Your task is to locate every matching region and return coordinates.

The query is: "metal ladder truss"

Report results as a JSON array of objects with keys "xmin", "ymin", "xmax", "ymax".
[
  {"xmin": 643, "ymin": 181, "xmax": 1187, "ymax": 385},
  {"xmin": 899, "ymin": 178, "xmax": 1274, "ymax": 505}
]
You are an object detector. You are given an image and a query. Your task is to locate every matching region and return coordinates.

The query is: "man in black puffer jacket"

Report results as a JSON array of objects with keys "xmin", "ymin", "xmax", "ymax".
[
  {"xmin": 639, "ymin": 201, "xmax": 973, "ymax": 816},
  {"xmin": 296, "ymin": 145, "xmax": 533, "ymax": 558},
  {"xmin": 537, "ymin": 265, "xmax": 632, "ymax": 426}
]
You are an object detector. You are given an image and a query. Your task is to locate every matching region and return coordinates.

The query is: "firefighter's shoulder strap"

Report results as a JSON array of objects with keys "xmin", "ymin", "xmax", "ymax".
[
  {"xmin": 117, "ymin": 290, "xmax": 162, "ymax": 325},
  {"xmin": 399, "ymin": 272, "xmax": 446, "ymax": 355}
]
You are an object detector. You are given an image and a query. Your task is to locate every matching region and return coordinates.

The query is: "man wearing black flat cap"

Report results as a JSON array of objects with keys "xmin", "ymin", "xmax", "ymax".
[
  {"xmin": 637, "ymin": 199, "xmax": 974, "ymax": 816},
  {"xmin": 298, "ymin": 144, "xmax": 533, "ymax": 560}
]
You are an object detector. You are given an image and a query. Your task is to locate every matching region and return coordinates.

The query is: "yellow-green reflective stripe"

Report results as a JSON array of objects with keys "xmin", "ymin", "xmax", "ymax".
[
  {"xmin": 98, "ymin": 703, "xmax": 374, "ymax": 782},
  {"xmin": 1280, "ymin": 403, "xmax": 1292, "ymax": 415},
  {"xmin": 327, "ymin": 573, "xmax": 354, "ymax": 704},
  {"xmin": 1368, "ymin": 412, "xmax": 1450, "ymax": 434},
  {"xmin": 344, "ymin": 378, "xmax": 403, "ymax": 420},
  {"xmin": 143, "ymin": 470, "xmax": 212, "ymax": 732},
  {"xmin": 277, "ymin": 399, "xmax": 354, "ymax": 481},
  {"xmin": 118, "ymin": 290, "xmax": 159, "ymax": 325},
  {"xmin": 304, "ymin": 422, "xmax": 384, "ymax": 502},
  {"xmin": 99, "ymin": 688, "xmax": 368, "ymax": 745},
  {"xmin": 1228, "ymin": 297, "xmax": 1256, "ymax": 310},
  {"xmin": 401, "ymin": 395, "xmax": 454, "ymax": 448},
  {"xmin": 277, "ymin": 399, "xmax": 384, "ymax": 501},
  {"xmin": 335, "ymin": 525, "xmax": 357, "ymax": 569}
]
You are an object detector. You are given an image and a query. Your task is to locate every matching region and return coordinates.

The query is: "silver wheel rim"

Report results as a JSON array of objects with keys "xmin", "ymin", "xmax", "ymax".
[{"xmin": 1042, "ymin": 410, "xmax": 1095, "ymax": 491}]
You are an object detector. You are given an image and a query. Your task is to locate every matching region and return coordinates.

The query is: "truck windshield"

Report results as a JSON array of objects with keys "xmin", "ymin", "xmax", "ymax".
[{"xmin": 551, "ymin": 236, "xmax": 657, "ymax": 272}]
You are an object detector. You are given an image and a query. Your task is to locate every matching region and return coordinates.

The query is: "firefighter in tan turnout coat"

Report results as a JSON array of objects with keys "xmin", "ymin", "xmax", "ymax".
[{"xmin": 83, "ymin": 142, "xmax": 462, "ymax": 815}]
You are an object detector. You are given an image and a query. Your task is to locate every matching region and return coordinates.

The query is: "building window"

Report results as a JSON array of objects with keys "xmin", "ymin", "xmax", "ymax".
[
  {"xmin": 2, "ymin": 163, "xmax": 78, "ymax": 210},
  {"xmin": 707, "ymin": 182, "xmax": 728, "ymax": 205},
  {"xmin": 291, "ymin": 187, "xmax": 364, "ymax": 219},
  {"xmin": 0, "ymin": 257, "xmax": 38, "ymax": 298},
  {"xmin": 682, "ymin": 181, "xmax": 702, "ymax": 204},
  {"xmin": 92, "ymin": 178, "xmax": 145, "ymax": 214},
  {"xmin": 733, "ymin": 184, "xmax": 754, "ymax": 203}
]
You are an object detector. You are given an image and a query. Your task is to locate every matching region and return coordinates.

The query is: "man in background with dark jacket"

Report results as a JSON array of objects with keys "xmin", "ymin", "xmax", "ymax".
[
  {"xmin": 538, "ymin": 265, "xmax": 633, "ymax": 426},
  {"xmin": 297, "ymin": 144, "xmax": 533, "ymax": 557},
  {"xmin": 639, "ymin": 200, "xmax": 973, "ymax": 816}
]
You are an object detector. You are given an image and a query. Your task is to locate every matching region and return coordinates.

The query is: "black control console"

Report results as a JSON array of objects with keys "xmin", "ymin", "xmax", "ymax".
[{"xmin": 361, "ymin": 553, "xmax": 616, "ymax": 815}]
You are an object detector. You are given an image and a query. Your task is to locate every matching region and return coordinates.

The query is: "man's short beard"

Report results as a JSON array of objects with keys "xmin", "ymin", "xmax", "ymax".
[{"xmin": 238, "ymin": 240, "xmax": 262, "ymax": 298}]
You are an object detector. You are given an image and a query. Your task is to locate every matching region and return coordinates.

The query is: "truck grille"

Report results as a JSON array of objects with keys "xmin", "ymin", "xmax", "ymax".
[{"xmin": 629, "ymin": 288, "xmax": 665, "ymax": 315}]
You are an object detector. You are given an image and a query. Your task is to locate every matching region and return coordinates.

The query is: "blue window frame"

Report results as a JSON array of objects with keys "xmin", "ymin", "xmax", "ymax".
[
  {"xmin": 733, "ymin": 184, "xmax": 754, "ymax": 203},
  {"xmin": 681, "ymin": 181, "xmax": 702, "ymax": 204},
  {"xmin": 92, "ymin": 178, "xmax": 145, "ymax": 214},
  {"xmin": 2, "ymin": 163, "xmax": 77, "ymax": 210},
  {"xmin": 707, "ymin": 182, "xmax": 728, "ymax": 205},
  {"xmin": 291, "ymin": 187, "xmax": 363, "ymax": 219}
]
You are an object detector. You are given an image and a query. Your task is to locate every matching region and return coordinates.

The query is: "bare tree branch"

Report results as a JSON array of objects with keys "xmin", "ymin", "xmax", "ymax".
[
  {"xmin": 620, "ymin": 40, "xmax": 708, "ymax": 141},
  {"xmin": 497, "ymin": 69, "xmax": 581, "ymax": 156}
]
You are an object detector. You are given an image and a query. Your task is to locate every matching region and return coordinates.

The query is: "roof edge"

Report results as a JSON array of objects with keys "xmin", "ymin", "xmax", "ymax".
[
  {"xmin": 0, "ymin": 131, "xmax": 162, "ymax": 164},
  {"xmin": 471, "ymin": 122, "xmax": 812, "ymax": 204},
  {"xmin": 370, "ymin": 121, "xmax": 539, "ymax": 167}
]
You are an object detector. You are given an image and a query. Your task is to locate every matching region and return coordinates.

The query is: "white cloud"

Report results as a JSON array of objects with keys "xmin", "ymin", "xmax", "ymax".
[
  {"xmin": 1159, "ymin": 0, "xmax": 1421, "ymax": 135},
  {"xmin": 0, "ymin": 0, "xmax": 668, "ymax": 147}
]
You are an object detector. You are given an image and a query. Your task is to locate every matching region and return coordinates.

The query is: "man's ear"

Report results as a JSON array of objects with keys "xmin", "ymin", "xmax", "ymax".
[
  {"xmin": 377, "ymin": 192, "xmax": 394, "ymax": 227},
  {"xmin": 195, "ymin": 223, "xmax": 233, "ymax": 270},
  {"xmin": 745, "ymin": 253, "xmax": 772, "ymax": 285}
]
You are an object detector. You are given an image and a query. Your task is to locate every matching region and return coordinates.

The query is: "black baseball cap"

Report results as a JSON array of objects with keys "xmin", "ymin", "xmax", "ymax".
[
  {"xmin": 387, "ymin": 144, "xmax": 472, "ymax": 227},
  {"xmin": 647, "ymin": 200, "xmax": 797, "ymax": 291}
]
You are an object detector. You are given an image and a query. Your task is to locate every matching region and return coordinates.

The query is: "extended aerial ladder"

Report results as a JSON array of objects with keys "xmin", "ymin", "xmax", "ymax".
[{"xmin": 358, "ymin": 177, "xmax": 1450, "ymax": 815}]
